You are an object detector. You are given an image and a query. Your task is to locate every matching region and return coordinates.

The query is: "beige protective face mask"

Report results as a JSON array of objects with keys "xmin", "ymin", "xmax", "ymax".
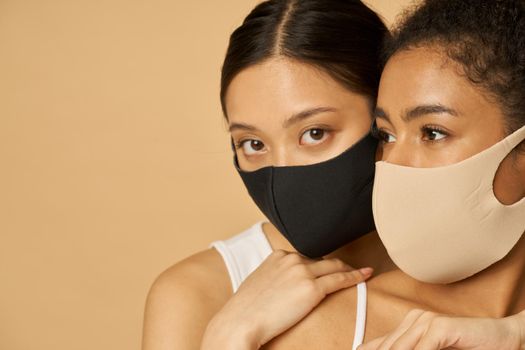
[{"xmin": 373, "ymin": 125, "xmax": 525, "ymax": 284}]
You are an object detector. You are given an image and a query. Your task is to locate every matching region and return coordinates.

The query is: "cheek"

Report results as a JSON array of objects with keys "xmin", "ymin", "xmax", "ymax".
[
  {"xmin": 380, "ymin": 142, "xmax": 457, "ymax": 168},
  {"xmin": 375, "ymin": 145, "xmax": 383, "ymax": 162},
  {"xmin": 423, "ymin": 145, "xmax": 466, "ymax": 166},
  {"xmin": 236, "ymin": 152, "xmax": 263, "ymax": 172},
  {"xmin": 235, "ymin": 154, "xmax": 249, "ymax": 171}
]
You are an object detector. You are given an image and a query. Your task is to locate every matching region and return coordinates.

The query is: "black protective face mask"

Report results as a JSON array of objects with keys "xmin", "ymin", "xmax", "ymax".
[{"xmin": 235, "ymin": 133, "xmax": 377, "ymax": 258}]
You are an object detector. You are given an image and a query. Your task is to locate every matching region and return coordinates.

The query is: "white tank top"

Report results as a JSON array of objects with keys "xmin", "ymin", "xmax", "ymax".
[{"xmin": 210, "ymin": 222, "xmax": 368, "ymax": 349}]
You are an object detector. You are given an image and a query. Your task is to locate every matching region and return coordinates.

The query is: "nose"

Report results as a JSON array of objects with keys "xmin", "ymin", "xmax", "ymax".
[{"xmin": 271, "ymin": 145, "xmax": 289, "ymax": 167}]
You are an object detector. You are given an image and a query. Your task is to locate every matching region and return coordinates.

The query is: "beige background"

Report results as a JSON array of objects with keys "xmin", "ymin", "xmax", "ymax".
[{"xmin": 0, "ymin": 1, "xmax": 411, "ymax": 349}]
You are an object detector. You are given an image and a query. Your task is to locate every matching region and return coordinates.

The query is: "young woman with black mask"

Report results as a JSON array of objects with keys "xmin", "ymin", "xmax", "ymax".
[
  {"xmin": 143, "ymin": 2, "xmax": 393, "ymax": 349},
  {"xmin": 144, "ymin": 1, "xmax": 525, "ymax": 349}
]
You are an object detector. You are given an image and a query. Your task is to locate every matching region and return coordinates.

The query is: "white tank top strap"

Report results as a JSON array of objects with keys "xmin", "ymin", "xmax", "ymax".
[
  {"xmin": 210, "ymin": 222, "xmax": 273, "ymax": 293},
  {"xmin": 352, "ymin": 282, "xmax": 368, "ymax": 350}
]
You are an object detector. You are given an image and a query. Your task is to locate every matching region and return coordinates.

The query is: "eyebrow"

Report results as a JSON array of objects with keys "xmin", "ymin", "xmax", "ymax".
[
  {"xmin": 374, "ymin": 107, "xmax": 390, "ymax": 122},
  {"xmin": 374, "ymin": 104, "xmax": 459, "ymax": 123},
  {"xmin": 228, "ymin": 122, "xmax": 258, "ymax": 133},
  {"xmin": 228, "ymin": 106, "xmax": 338, "ymax": 133},
  {"xmin": 282, "ymin": 107, "xmax": 338, "ymax": 128}
]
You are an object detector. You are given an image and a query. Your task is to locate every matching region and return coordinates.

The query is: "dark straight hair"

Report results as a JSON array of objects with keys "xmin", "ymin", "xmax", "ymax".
[{"xmin": 220, "ymin": 0, "xmax": 389, "ymax": 117}]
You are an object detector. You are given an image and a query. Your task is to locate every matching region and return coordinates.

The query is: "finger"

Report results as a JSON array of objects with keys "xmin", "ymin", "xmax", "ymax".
[
  {"xmin": 358, "ymin": 335, "xmax": 386, "ymax": 350},
  {"xmin": 308, "ymin": 258, "xmax": 364, "ymax": 276},
  {"xmin": 275, "ymin": 251, "xmax": 313, "ymax": 267},
  {"xmin": 394, "ymin": 316, "xmax": 458, "ymax": 350},
  {"xmin": 390, "ymin": 319, "xmax": 433, "ymax": 350},
  {"xmin": 263, "ymin": 250, "xmax": 294, "ymax": 266},
  {"xmin": 268, "ymin": 249, "xmax": 289, "ymax": 258},
  {"xmin": 315, "ymin": 269, "xmax": 371, "ymax": 295},
  {"xmin": 413, "ymin": 333, "xmax": 447, "ymax": 350},
  {"xmin": 376, "ymin": 309, "xmax": 427, "ymax": 350},
  {"xmin": 413, "ymin": 319, "xmax": 458, "ymax": 350}
]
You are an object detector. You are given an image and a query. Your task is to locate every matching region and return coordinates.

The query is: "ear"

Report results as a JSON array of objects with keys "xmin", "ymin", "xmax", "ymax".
[
  {"xmin": 493, "ymin": 144, "xmax": 525, "ymax": 205},
  {"xmin": 513, "ymin": 142, "xmax": 525, "ymax": 192}
]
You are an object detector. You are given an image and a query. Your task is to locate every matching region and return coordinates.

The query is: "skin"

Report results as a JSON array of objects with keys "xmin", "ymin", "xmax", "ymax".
[
  {"xmin": 141, "ymin": 57, "xmax": 394, "ymax": 350},
  {"xmin": 227, "ymin": 57, "xmax": 371, "ymax": 170},
  {"xmin": 258, "ymin": 47, "xmax": 525, "ymax": 349}
]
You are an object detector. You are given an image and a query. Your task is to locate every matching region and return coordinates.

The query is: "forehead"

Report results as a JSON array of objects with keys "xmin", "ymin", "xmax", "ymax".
[
  {"xmin": 378, "ymin": 48, "xmax": 476, "ymax": 110},
  {"xmin": 382, "ymin": 47, "xmax": 500, "ymax": 112},
  {"xmin": 225, "ymin": 58, "xmax": 364, "ymax": 124}
]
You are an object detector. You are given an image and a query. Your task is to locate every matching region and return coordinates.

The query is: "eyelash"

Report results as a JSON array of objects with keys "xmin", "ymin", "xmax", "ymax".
[
  {"xmin": 370, "ymin": 124, "xmax": 391, "ymax": 143},
  {"xmin": 234, "ymin": 126, "xmax": 333, "ymax": 149},
  {"xmin": 421, "ymin": 125, "xmax": 450, "ymax": 142},
  {"xmin": 370, "ymin": 124, "xmax": 451, "ymax": 143},
  {"xmin": 300, "ymin": 126, "xmax": 333, "ymax": 142},
  {"xmin": 235, "ymin": 139, "xmax": 259, "ymax": 149}
]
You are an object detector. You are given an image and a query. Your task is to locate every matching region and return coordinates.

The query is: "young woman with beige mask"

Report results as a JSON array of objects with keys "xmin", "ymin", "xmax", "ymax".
[
  {"xmin": 144, "ymin": 1, "xmax": 525, "ymax": 349},
  {"xmin": 200, "ymin": 0, "xmax": 525, "ymax": 349}
]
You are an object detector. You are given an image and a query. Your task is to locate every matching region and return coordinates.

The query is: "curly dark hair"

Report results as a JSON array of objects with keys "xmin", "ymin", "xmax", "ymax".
[{"xmin": 384, "ymin": 0, "xmax": 525, "ymax": 136}]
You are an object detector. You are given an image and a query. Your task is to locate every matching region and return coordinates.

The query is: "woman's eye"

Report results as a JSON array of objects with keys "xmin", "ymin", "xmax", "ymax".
[
  {"xmin": 422, "ymin": 127, "xmax": 448, "ymax": 141},
  {"xmin": 372, "ymin": 127, "xmax": 396, "ymax": 143},
  {"xmin": 240, "ymin": 139, "xmax": 266, "ymax": 155},
  {"xmin": 300, "ymin": 128, "xmax": 326, "ymax": 145}
]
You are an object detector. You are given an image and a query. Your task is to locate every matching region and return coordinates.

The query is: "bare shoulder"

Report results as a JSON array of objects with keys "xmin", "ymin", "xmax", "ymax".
[
  {"xmin": 147, "ymin": 248, "xmax": 232, "ymax": 305},
  {"xmin": 142, "ymin": 248, "xmax": 232, "ymax": 350},
  {"xmin": 263, "ymin": 285, "xmax": 359, "ymax": 350}
]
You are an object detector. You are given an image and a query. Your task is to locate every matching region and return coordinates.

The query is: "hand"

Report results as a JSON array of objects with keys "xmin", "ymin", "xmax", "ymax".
[
  {"xmin": 201, "ymin": 249, "xmax": 372, "ymax": 350},
  {"xmin": 358, "ymin": 309, "xmax": 525, "ymax": 350}
]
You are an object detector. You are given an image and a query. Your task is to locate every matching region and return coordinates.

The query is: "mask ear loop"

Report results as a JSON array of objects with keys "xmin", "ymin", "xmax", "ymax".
[
  {"xmin": 485, "ymin": 125, "xmax": 525, "ymax": 206},
  {"xmin": 494, "ymin": 125, "xmax": 525, "ymax": 159},
  {"xmin": 471, "ymin": 125, "xmax": 525, "ymax": 178}
]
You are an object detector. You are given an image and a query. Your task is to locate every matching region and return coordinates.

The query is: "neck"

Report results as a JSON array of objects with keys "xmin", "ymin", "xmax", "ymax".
[
  {"xmin": 327, "ymin": 230, "xmax": 396, "ymax": 275},
  {"xmin": 262, "ymin": 223, "xmax": 395, "ymax": 275}
]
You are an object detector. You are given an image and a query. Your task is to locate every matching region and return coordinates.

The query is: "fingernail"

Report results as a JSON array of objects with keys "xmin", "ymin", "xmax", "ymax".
[{"xmin": 359, "ymin": 267, "xmax": 374, "ymax": 277}]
